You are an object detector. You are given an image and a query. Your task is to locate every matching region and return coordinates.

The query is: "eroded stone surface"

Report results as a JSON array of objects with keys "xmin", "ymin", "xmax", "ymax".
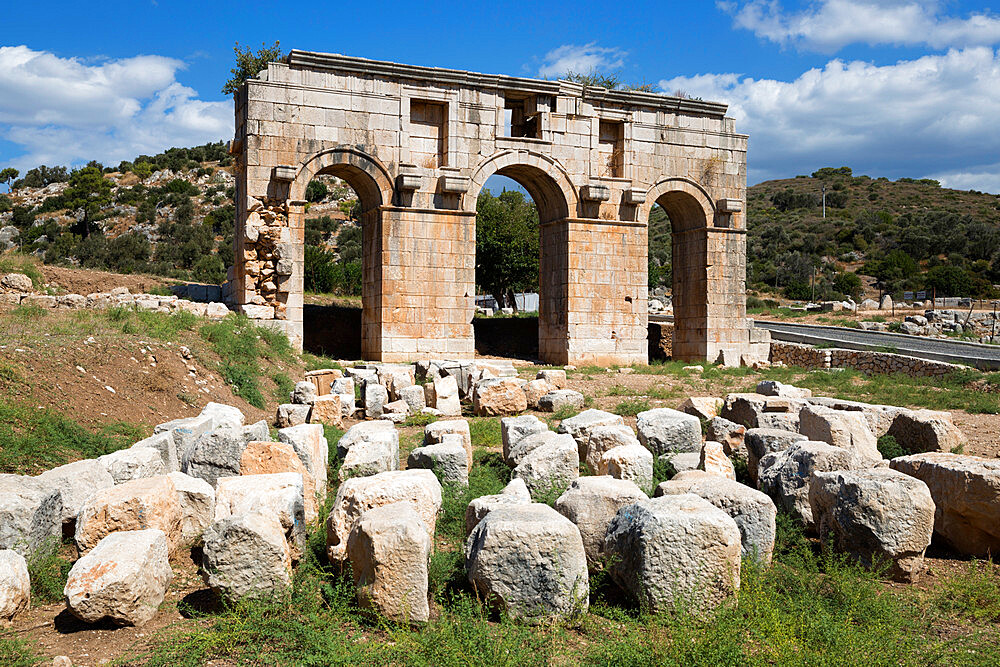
[
  {"xmin": 36, "ymin": 460, "xmax": 114, "ymax": 526},
  {"xmin": 554, "ymin": 476, "xmax": 648, "ymax": 568},
  {"xmin": 637, "ymin": 408, "xmax": 702, "ymax": 455},
  {"xmin": 464, "ymin": 478, "xmax": 531, "ymax": 536},
  {"xmin": 75, "ymin": 475, "xmax": 181, "ymax": 555},
  {"xmin": 202, "ymin": 513, "xmax": 292, "ymax": 603},
  {"xmin": 0, "ymin": 550, "xmax": 29, "ymax": 622}
]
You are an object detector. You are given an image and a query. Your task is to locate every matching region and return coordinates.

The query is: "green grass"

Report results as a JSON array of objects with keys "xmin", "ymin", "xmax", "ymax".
[
  {"xmin": 613, "ymin": 398, "xmax": 651, "ymax": 416},
  {"xmin": 271, "ymin": 371, "xmax": 295, "ymax": 403},
  {"xmin": 100, "ymin": 306, "xmax": 199, "ymax": 341},
  {"xmin": 467, "ymin": 417, "xmax": 502, "ymax": 450},
  {"xmin": 26, "ymin": 537, "xmax": 74, "ymax": 603},
  {"xmin": 0, "ymin": 633, "xmax": 40, "ymax": 667},
  {"xmin": 0, "ymin": 401, "xmax": 146, "ymax": 474},
  {"xmin": 199, "ymin": 314, "xmax": 294, "ymax": 409},
  {"xmin": 302, "ymin": 352, "xmax": 345, "ymax": 372},
  {"xmin": 929, "ymin": 560, "xmax": 1000, "ymax": 623}
]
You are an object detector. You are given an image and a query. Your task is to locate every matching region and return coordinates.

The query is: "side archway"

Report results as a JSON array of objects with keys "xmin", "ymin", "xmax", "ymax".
[
  {"xmin": 466, "ymin": 150, "xmax": 577, "ymax": 222},
  {"xmin": 289, "ymin": 147, "xmax": 394, "ymax": 213}
]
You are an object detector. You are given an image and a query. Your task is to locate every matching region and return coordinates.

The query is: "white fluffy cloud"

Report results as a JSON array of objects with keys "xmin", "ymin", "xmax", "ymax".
[
  {"xmin": 720, "ymin": 0, "xmax": 1000, "ymax": 52},
  {"xmin": 661, "ymin": 47, "xmax": 1000, "ymax": 192},
  {"xmin": 0, "ymin": 45, "xmax": 230, "ymax": 171},
  {"xmin": 536, "ymin": 43, "xmax": 627, "ymax": 78}
]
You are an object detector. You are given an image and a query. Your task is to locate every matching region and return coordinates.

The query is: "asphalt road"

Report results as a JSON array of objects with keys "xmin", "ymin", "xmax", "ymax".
[{"xmin": 650, "ymin": 315, "xmax": 1000, "ymax": 370}]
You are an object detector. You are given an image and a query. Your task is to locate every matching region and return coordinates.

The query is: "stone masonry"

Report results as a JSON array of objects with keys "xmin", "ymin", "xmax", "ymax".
[{"xmin": 232, "ymin": 52, "xmax": 750, "ymax": 365}]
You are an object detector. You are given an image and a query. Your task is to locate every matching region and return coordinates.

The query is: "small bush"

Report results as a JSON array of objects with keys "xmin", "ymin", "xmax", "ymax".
[
  {"xmin": 877, "ymin": 434, "xmax": 905, "ymax": 459},
  {"xmin": 26, "ymin": 537, "xmax": 73, "ymax": 603}
]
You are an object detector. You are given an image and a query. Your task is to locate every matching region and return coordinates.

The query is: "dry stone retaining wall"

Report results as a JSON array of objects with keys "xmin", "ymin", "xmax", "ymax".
[{"xmin": 770, "ymin": 341, "xmax": 964, "ymax": 378}]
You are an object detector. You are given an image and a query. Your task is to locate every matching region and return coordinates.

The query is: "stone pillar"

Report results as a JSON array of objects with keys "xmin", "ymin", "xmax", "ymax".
[
  {"xmin": 541, "ymin": 218, "xmax": 648, "ymax": 366},
  {"xmin": 362, "ymin": 207, "xmax": 476, "ymax": 361}
]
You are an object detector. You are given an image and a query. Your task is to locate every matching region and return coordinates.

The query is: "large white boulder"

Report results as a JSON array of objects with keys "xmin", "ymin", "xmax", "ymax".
[
  {"xmin": 278, "ymin": 423, "xmax": 329, "ymax": 499},
  {"xmin": 473, "ymin": 377, "xmax": 528, "ymax": 416},
  {"xmin": 512, "ymin": 434, "xmax": 579, "ymax": 501},
  {"xmin": 656, "ymin": 470, "xmax": 777, "ymax": 565},
  {"xmin": 706, "ymin": 417, "xmax": 747, "ymax": 460},
  {"xmin": 64, "ymin": 529, "xmax": 172, "ymax": 626},
  {"xmin": 98, "ymin": 447, "xmax": 166, "ymax": 484},
  {"xmin": 604, "ymin": 494, "xmax": 741, "ymax": 616},
  {"xmin": 339, "ymin": 434, "xmax": 399, "ymax": 482},
  {"xmin": 698, "ymin": 441, "xmax": 736, "ymax": 480},
  {"xmin": 202, "ymin": 512, "xmax": 292, "ymax": 603},
  {"xmin": 154, "ymin": 414, "xmax": 213, "ymax": 462},
  {"xmin": 745, "ymin": 428, "xmax": 807, "ymax": 485},
  {"xmin": 798, "ymin": 405, "xmax": 881, "ymax": 465},
  {"xmin": 887, "ymin": 410, "xmax": 967, "ymax": 454},
  {"xmin": 636, "ymin": 408, "xmax": 701, "ymax": 455},
  {"xmin": 214, "ymin": 473, "xmax": 307, "ymax": 553},
  {"xmin": 0, "ymin": 550, "xmax": 29, "ymax": 622},
  {"xmin": 199, "ymin": 402, "xmax": 245, "ymax": 430},
  {"xmin": 407, "ymin": 437, "xmax": 469, "ymax": 487},
  {"xmin": 507, "ymin": 430, "xmax": 560, "ymax": 468},
  {"xmin": 36, "ymin": 459, "xmax": 114, "ymax": 526},
  {"xmin": 599, "ymin": 444, "xmax": 654, "ymax": 493},
  {"xmin": 424, "ymin": 420, "xmax": 473, "ymax": 469},
  {"xmin": 75, "ymin": 475, "xmax": 182, "ymax": 555},
  {"xmin": 558, "ymin": 409, "xmax": 626, "ymax": 459},
  {"xmin": 181, "ymin": 428, "xmax": 254, "ymax": 487},
  {"xmin": 583, "ymin": 425, "xmax": 639, "ymax": 475},
  {"xmin": 757, "ymin": 442, "xmax": 867, "ymax": 529},
  {"xmin": 347, "ymin": 502, "xmax": 431, "ymax": 623},
  {"xmin": 130, "ymin": 432, "xmax": 179, "ymax": 473},
  {"xmin": 326, "ymin": 470, "xmax": 442, "ymax": 562},
  {"xmin": 167, "ymin": 472, "xmax": 215, "ymax": 546},
  {"xmin": 465, "ymin": 503, "xmax": 589, "ymax": 621},
  {"xmin": 432, "ymin": 375, "xmax": 461, "ymax": 416},
  {"xmin": 537, "ymin": 390, "xmax": 585, "ymax": 413},
  {"xmin": 464, "ymin": 478, "xmax": 531, "ymax": 537},
  {"xmin": 336, "ymin": 421, "xmax": 396, "ymax": 459},
  {"xmin": 809, "ymin": 468, "xmax": 935, "ymax": 581},
  {"xmin": 889, "ymin": 453, "xmax": 1000, "ymax": 557},
  {"xmin": 500, "ymin": 415, "xmax": 548, "ymax": 463},
  {"xmin": 554, "ymin": 477, "xmax": 648, "ymax": 568}
]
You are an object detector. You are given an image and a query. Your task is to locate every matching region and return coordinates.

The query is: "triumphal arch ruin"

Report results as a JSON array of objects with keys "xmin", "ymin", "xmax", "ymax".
[{"xmin": 229, "ymin": 51, "xmax": 751, "ymax": 365}]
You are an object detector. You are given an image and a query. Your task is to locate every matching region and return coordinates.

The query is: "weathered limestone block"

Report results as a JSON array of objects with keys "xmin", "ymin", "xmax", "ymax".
[
  {"xmin": 276, "ymin": 403, "xmax": 310, "ymax": 428},
  {"xmin": 665, "ymin": 452, "xmax": 701, "ymax": 474},
  {"xmin": 0, "ymin": 550, "xmax": 30, "ymax": 622},
  {"xmin": 200, "ymin": 402, "xmax": 245, "ymax": 430},
  {"xmin": 798, "ymin": 405, "xmax": 882, "ymax": 465},
  {"xmin": 339, "ymin": 435, "xmax": 400, "ymax": 481},
  {"xmin": 364, "ymin": 382, "xmax": 389, "ymax": 419},
  {"xmin": 98, "ymin": 447, "xmax": 166, "ymax": 484},
  {"xmin": 291, "ymin": 381, "xmax": 317, "ymax": 405},
  {"xmin": 424, "ymin": 419, "xmax": 473, "ymax": 469},
  {"xmin": 889, "ymin": 453, "xmax": 1000, "ymax": 556},
  {"xmin": 757, "ymin": 442, "xmax": 866, "ymax": 528},
  {"xmin": 584, "ymin": 425, "xmax": 639, "ymax": 475},
  {"xmin": 557, "ymin": 409, "xmax": 626, "ymax": 459},
  {"xmin": 699, "ymin": 441, "xmax": 736, "ymax": 480},
  {"xmin": 809, "ymin": 469, "xmax": 934, "ymax": 581},
  {"xmin": 398, "ymin": 384, "xmax": 427, "ymax": 414},
  {"xmin": 36, "ymin": 460, "xmax": 114, "ymax": 525},
  {"xmin": 326, "ymin": 470, "xmax": 442, "ymax": 562},
  {"xmin": 599, "ymin": 444, "xmax": 654, "ymax": 493},
  {"xmin": 167, "ymin": 472, "xmax": 215, "ymax": 546},
  {"xmin": 605, "ymin": 494, "xmax": 741, "ymax": 616},
  {"xmin": 64, "ymin": 529, "xmax": 172, "ymax": 627},
  {"xmin": 0, "ymin": 474, "xmax": 63, "ymax": 557},
  {"xmin": 407, "ymin": 437, "xmax": 469, "ymax": 487},
  {"xmin": 636, "ymin": 408, "xmax": 701, "ymax": 455},
  {"xmin": 239, "ymin": 442, "xmax": 318, "ymax": 523},
  {"xmin": 512, "ymin": 434, "xmax": 579, "ymax": 500},
  {"xmin": 215, "ymin": 473, "xmax": 307, "ymax": 552},
  {"xmin": 432, "ymin": 375, "xmax": 461, "ymax": 416},
  {"xmin": 507, "ymin": 430, "xmax": 559, "ymax": 468},
  {"xmin": 887, "ymin": 410, "xmax": 967, "ymax": 454},
  {"xmin": 501, "ymin": 415, "xmax": 548, "ymax": 463},
  {"xmin": 75, "ymin": 475, "xmax": 182, "ymax": 554},
  {"xmin": 536, "ymin": 390, "xmax": 585, "ymax": 413},
  {"xmin": 1, "ymin": 272, "xmax": 32, "ymax": 291},
  {"xmin": 465, "ymin": 503, "xmax": 589, "ymax": 621},
  {"xmin": 536, "ymin": 369, "xmax": 567, "ymax": 388},
  {"xmin": 337, "ymin": 421, "xmax": 396, "ymax": 459},
  {"xmin": 554, "ymin": 477, "xmax": 648, "ymax": 568},
  {"xmin": 473, "ymin": 377, "xmax": 528, "ymax": 416},
  {"xmin": 278, "ymin": 423, "xmax": 329, "ymax": 500},
  {"xmin": 520, "ymin": 379, "xmax": 551, "ymax": 409},
  {"xmin": 154, "ymin": 414, "xmax": 213, "ymax": 462},
  {"xmin": 202, "ymin": 512, "xmax": 292, "ymax": 603},
  {"xmin": 130, "ymin": 432, "xmax": 179, "ymax": 473},
  {"xmin": 656, "ymin": 470, "xmax": 777, "ymax": 564},
  {"xmin": 181, "ymin": 428, "xmax": 254, "ymax": 487},
  {"xmin": 745, "ymin": 428, "xmax": 807, "ymax": 485},
  {"xmin": 464, "ymin": 478, "xmax": 531, "ymax": 537},
  {"xmin": 756, "ymin": 381, "xmax": 812, "ymax": 399},
  {"xmin": 707, "ymin": 417, "xmax": 747, "ymax": 460},
  {"xmin": 308, "ymin": 394, "xmax": 343, "ymax": 427},
  {"xmin": 680, "ymin": 397, "xmax": 723, "ymax": 421},
  {"xmin": 721, "ymin": 393, "xmax": 806, "ymax": 429},
  {"xmin": 347, "ymin": 502, "xmax": 431, "ymax": 623},
  {"xmin": 332, "ymin": 377, "xmax": 356, "ymax": 413}
]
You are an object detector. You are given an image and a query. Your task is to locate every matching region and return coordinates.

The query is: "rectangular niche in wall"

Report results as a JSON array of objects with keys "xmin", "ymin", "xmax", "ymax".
[
  {"xmin": 410, "ymin": 100, "xmax": 447, "ymax": 169},
  {"xmin": 598, "ymin": 119, "xmax": 624, "ymax": 178}
]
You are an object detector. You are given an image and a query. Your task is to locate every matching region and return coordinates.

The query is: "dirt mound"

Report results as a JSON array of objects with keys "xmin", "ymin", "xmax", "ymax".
[{"xmin": 39, "ymin": 264, "xmax": 173, "ymax": 297}]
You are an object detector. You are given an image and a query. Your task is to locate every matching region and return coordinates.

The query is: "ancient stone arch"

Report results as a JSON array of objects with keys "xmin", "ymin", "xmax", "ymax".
[{"xmin": 230, "ymin": 51, "xmax": 751, "ymax": 365}]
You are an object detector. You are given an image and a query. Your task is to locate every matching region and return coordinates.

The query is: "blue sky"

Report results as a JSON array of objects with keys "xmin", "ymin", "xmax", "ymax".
[{"xmin": 3, "ymin": 0, "xmax": 1000, "ymax": 192}]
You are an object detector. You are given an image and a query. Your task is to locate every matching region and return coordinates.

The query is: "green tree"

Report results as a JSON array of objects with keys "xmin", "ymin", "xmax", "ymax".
[
  {"xmin": 222, "ymin": 41, "xmax": 285, "ymax": 96},
  {"xmin": 833, "ymin": 271, "xmax": 863, "ymax": 299},
  {"xmin": 63, "ymin": 167, "xmax": 112, "ymax": 238},
  {"xmin": 475, "ymin": 189, "xmax": 539, "ymax": 311},
  {"xmin": 1, "ymin": 167, "xmax": 18, "ymax": 192},
  {"xmin": 925, "ymin": 265, "xmax": 972, "ymax": 297},
  {"xmin": 305, "ymin": 180, "xmax": 328, "ymax": 203}
]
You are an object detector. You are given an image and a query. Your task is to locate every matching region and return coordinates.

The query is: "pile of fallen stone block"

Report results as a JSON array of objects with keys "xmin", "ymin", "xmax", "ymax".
[
  {"xmin": 0, "ymin": 401, "xmax": 329, "ymax": 626},
  {"xmin": 277, "ymin": 360, "xmax": 587, "ymax": 428},
  {"xmin": 0, "ymin": 276, "xmax": 231, "ymax": 318}
]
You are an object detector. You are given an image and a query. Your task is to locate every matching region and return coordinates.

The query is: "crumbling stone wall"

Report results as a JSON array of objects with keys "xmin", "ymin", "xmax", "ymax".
[{"xmin": 770, "ymin": 341, "xmax": 964, "ymax": 378}]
